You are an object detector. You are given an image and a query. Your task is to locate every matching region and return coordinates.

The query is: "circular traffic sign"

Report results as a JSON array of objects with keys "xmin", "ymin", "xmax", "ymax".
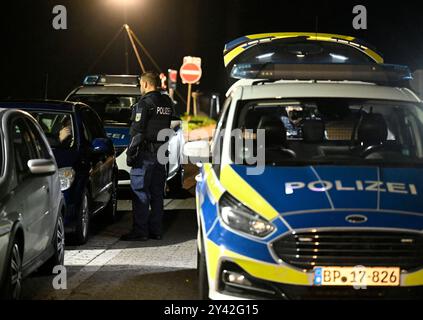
[
  {"xmin": 169, "ymin": 70, "xmax": 178, "ymax": 83},
  {"xmin": 180, "ymin": 63, "xmax": 202, "ymax": 84}
]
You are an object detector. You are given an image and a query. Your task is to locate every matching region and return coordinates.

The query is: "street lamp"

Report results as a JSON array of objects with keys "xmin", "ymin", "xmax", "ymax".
[{"xmin": 108, "ymin": 0, "xmax": 139, "ymax": 22}]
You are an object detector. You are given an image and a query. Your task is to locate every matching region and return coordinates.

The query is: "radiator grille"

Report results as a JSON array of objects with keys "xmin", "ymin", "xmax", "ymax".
[{"xmin": 272, "ymin": 230, "xmax": 423, "ymax": 271}]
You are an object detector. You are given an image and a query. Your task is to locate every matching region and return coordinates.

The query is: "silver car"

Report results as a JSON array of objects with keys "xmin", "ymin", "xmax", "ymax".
[{"xmin": 0, "ymin": 108, "xmax": 65, "ymax": 300}]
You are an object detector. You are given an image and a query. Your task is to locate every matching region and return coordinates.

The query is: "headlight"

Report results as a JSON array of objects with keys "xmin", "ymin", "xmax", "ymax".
[
  {"xmin": 59, "ymin": 167, "xmax": 75, "ymax": 191},
  {"xmin": 218, "ymin": 193, "xmax": 275, "ymax": 238}
]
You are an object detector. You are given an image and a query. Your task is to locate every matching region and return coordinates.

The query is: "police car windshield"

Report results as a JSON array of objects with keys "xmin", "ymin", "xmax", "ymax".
[
  {"xmin": 69, "ymin": 95, "xmax": 139, "ymax": 126},
  {"xmin": 232, "ymin": 98, "xmax": 423, "ymax": 167}
]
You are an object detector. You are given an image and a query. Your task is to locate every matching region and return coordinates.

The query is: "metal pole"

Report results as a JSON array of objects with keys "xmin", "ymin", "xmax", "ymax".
[
  {"xmin": 186, "ymin": 84, "xmax": 192, "ymax": 115},
  {"xmin": 124, "ymin": 25, "xmax": 146, "ymax": 73}
]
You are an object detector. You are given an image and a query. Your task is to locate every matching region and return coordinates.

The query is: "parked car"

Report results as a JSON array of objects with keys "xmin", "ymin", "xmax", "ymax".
[
  {"xmin": 187, "ymin": 33, "xmax": 423, "ymax": 299},
  {"xmin": 0, "ymin": 100, "xmax": 118, "ymax": 245},
  {"xmin": 0, "ymin": 108, "xmax": 65, "ymax": 300},
  {"xmin": 66, "ymin": 75, "xmax": 185, "ymax": 194}
]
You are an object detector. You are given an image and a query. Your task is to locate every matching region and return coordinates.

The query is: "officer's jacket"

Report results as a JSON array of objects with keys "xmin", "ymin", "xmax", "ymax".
[{"xmin": 129, "ymin": 91, "xmax": 174, "ymax": 143}]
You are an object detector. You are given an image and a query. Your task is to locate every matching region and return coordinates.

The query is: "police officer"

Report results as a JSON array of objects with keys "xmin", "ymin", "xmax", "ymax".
[{"xmin": 121, "ymin": 72, "xmax": 174, "ymax": 241}]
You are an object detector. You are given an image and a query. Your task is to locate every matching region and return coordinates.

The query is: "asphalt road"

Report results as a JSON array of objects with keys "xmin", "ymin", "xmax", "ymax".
[{"xmin": 21, "ymin": 165, "xmax": 200, "ymax": 300}]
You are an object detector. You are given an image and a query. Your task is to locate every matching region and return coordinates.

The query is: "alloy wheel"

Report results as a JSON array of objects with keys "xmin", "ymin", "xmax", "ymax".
[
  {"xmin": 10, "ymin": 244, "xmax": 22, "ymax": 300},
  {"xmin": 57, "ymin": 216, "xmax": 65, "ymax": 264}
]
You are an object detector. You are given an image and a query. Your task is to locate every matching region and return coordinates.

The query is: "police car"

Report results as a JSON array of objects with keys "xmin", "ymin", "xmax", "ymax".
[
  {"xmin": 184, "ymin": 33, "xmax": 423, "ymax": 299},
  {"xmin": 66, "ymin": 75, "xmax": 185, "ymax": 192}
]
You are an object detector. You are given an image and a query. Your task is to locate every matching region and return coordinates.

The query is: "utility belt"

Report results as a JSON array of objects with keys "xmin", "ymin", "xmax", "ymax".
[
  {"xmin": 139, "ymin": 141, "xmax": 165, "ymax": 154},
  {"xmin": 127, "ymin": 136, "xmax": 168, "ymax": 167}
]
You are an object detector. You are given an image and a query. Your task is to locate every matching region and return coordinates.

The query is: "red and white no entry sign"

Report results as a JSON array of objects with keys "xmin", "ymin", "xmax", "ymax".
[
  {"xmin": 169, "ymin": 69, "xmax": 178, "ymax": 83},
  {"xmin": 180, "ymin": 62, "xmax": 202, "ymax": 84}
]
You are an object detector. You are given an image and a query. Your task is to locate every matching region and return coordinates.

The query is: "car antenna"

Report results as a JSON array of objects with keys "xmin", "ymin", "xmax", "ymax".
[{"xmin": 44, "ymin": 73, "xmax": 49, "ymax": 100}]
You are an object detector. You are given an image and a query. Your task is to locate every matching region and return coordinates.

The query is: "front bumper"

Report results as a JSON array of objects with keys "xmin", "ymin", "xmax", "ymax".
[
  {"xmin": 116, "ymin": 147, "xmax": 131, "ymax": 186},
  {"xmin": 205, "ymin": 239, "xmax": 423, "ymax": 300}
]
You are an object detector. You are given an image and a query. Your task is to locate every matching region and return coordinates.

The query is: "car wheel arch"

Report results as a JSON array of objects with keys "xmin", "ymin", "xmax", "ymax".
[{"xmin": 5, "ymin": 222, "xmax": 25, "ymax": 266}]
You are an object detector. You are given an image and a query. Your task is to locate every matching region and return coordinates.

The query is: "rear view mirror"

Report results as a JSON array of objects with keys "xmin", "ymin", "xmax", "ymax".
[{"xmin": 27, "ymin": 159, "xmax": 56, "ymax": 175}]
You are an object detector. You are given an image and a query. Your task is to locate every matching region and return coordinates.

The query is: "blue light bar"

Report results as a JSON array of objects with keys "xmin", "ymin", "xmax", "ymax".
[
  {"xmin": 83, "ymin": 75, "xmax": 100, "ymax": 85},
  {"xmin": 230, "ymin": 63, "xmax": 412, "ymax": 87},
  {"xmin": 82, "ymin": 75, "xmax": 140, "ymax": 86}
]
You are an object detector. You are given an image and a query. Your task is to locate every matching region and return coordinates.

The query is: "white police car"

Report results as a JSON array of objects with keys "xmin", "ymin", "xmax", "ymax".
[
  {"xmin": 67, "ymin": 75, "xmax": 185, "ymax": 193},
  {"xmin": 184, "ymin": 33, "xmax": 423, "ymax": 299}
]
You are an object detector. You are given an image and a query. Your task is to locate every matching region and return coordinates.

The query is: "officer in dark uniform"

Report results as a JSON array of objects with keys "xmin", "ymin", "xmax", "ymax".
[{"xmin": 121, "ymin": 72, "xmax": 174, "ymax": 241}]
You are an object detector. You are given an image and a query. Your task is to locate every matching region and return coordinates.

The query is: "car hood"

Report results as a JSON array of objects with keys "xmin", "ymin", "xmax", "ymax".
[{"xmin": 227, "ymin": 165, "xmax": 423, "ymax": 231}]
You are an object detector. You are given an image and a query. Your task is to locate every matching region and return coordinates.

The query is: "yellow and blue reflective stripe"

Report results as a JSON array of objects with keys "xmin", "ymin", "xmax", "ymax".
[
  {"xmin": 203, "ymin": 163, "xmax": 225, "ymax": 203},
  {"xmin": 205, "ymin": 239, "xmax": 310, "ymax": 285},
  {"xmin": 219, "ymin": 164, "xmax": 280, "ymax": 222},
  {"xmin": 403, "ymin": 269, "xmax": 423, "ymax": 286},
  {"xmin": 223, "ymin": 32, "xmax": 384, "ymax": 67}
]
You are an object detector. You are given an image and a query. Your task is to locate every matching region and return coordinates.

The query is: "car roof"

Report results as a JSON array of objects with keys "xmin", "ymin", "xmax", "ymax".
[
  {"xmin": 69, "ymin": 85, "xmax": 141, "ymax": 97},
  {"xmin": 223, "ymin": 32, "xmax": 384, "ymax": 67},
  {"xmin": 227, "ymin": 80, "xmax": 422, "ymax": 103},
  {"xmin": 0, "ymin": 99, "xmax": 80, "ymax": 112}
]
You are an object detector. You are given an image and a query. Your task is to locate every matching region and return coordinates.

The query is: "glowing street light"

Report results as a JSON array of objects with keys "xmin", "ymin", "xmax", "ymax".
[{"xmin": 108, "ymin": 0, "xmax": 140, "ymax": 22}]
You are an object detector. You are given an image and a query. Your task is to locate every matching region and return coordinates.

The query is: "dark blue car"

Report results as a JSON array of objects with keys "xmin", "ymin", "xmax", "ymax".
[{"xmin": 0, "ymin": 100, "xmax": 118, "ymax": 245}]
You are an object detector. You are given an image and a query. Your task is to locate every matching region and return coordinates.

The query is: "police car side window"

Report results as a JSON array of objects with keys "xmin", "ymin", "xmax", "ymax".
[
  {"xmin": 11, "ymin": 118, "xmax": 38, "ymax": 182},
  {"xmin": 81, "ymin": 108, "xmax": 106, "ymax": 141}
]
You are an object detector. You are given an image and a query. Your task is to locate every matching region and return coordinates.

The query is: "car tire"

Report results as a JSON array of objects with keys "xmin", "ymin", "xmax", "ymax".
[
  {"xmin": 0, "ymin": 239, "xmax": 23, "ymax": 300},
  {"xmin": 198, "ymin": 233, "xmax": 209, "ymax": 300},
  {"xmin": 74, "ymin": 188, "xmax": 90, "ymax": 245},
  {"xmin": 167, "ymin": 166, "xmax": 184, "ymax": 196},
  {"xmin": 39, "ymin": 214, "xmax": 65, "ymax": 274},
  {"xmin": 104, "ymin": 175, "xmax": 118, "ymax": 223}
]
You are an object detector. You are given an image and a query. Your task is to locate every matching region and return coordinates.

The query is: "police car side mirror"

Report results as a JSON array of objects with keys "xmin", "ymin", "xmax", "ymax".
[
  {"xmin": 91, "ymin": 138, "xmax": 112, "ymax": 155},
  {"xmin": 183, "ymin": 140, "xmax": 211, "ymax": 164},
  {"xmin": 170, "ymin": 119, "xmax": 182, "ymax": 131}
]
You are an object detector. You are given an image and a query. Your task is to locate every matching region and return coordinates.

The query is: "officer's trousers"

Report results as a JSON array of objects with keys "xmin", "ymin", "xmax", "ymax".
[{"xmin": 130, "ymin": 153, "xmax": 167, "ymax": 236}]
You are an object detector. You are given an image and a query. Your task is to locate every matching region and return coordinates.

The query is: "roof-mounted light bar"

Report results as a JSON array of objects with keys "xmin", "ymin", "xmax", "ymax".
[
  {"xmin": 83, "ymin": 75, "xmax": 140, "ymax": 86},
  {"xmin": 230, "ymin": 63, "xmax": 412, "ymax": 87},
  {"xmin": 223, "ymin": 33, "xmax": 384, "ymax": 67}
]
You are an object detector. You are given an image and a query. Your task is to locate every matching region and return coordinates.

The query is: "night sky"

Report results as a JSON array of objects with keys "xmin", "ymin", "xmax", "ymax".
[{"xmin": 1, "ymin": 0, "xmax": 423, "ymax": 102}]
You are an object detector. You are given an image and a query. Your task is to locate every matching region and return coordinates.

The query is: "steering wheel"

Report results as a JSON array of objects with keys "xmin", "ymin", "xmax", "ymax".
[
  {"xmin": 267, "ymin": 147, "xmax": 297, "ymax": 159},
  {"xmin": 361, "ymin": 144, "xmax": 403, "ymax": 158}
]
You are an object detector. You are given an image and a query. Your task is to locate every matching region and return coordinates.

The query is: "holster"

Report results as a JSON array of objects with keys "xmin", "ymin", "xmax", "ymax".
[{"xmin": 126, "ymin": 134, "xmax": 147, "ymax": 167}]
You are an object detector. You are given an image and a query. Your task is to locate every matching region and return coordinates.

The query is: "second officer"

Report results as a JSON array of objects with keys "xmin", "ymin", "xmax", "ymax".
[{"xmin": 121, "ymin": 72, "xmax": 174, "ymax": 241}]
